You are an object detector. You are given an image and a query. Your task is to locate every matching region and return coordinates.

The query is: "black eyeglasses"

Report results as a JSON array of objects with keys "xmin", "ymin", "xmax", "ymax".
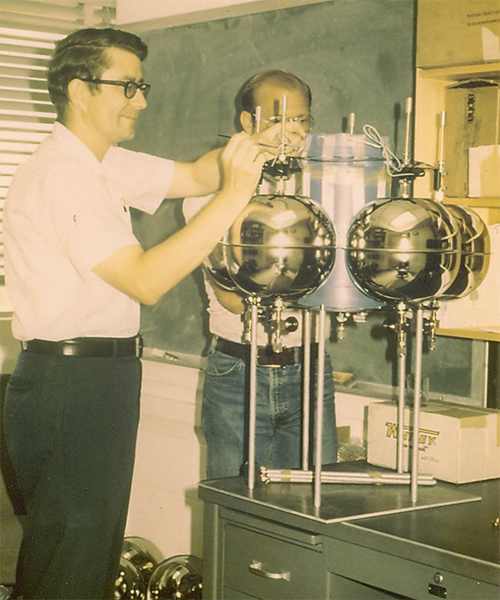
[
  {"xmin": 80, "ymin": 78, "xmax": 151, "ymax": 99},
  {"xmin": 255, "ymin": 114, "xmax": 315, "ymax": 131}
]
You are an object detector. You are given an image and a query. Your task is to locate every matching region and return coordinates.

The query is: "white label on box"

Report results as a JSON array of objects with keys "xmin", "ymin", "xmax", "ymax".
[
  {"xmin": 469, "ymin": 144, "xmax": 500, "ymax": 197},
  {"xmin": 482, "ymin": 26, "xmax": 500, "ymax": 61}
]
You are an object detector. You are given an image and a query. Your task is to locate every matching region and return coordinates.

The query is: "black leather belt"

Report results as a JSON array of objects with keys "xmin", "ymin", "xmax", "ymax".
[
  {"xmin": 21, "ymin": 335, "xmax": 143, "ymax": 358},
  {"xmin": 215, "ymin": 337, "xmax": 315, "ymax": 367}
]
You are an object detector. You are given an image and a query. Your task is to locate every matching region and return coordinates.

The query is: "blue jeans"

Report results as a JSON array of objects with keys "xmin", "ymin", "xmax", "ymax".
[{"xmin": 201, "ymin": 345, "xmax": 337, "ymax": 479}]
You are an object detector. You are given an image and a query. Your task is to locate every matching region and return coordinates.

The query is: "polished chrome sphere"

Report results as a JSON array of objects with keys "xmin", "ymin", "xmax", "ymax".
[
  {"xmin": 438, "ymin": 204, "xmax": 490, "ymax": 300},
  {"xmin": 121, "ymin": 537, "xmax": 164, "ymax": 591},
  {"xmin": 147, "ymin": 555, "xmax": 202, "ymax": 600},
  {"xmin": 345, "ymin": 197, "xmax": 462, "ymax": 303},
  {"xmin": 115, "ymin": 556, "xmax": 147, "ymax": 600},
  {"xmin": 205, "ymin": 193, "xmax": 336, "ymax": 301}
]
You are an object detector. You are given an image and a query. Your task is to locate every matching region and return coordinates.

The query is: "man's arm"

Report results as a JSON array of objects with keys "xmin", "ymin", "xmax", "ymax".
[
  {"xmin": 93, "ymin": 133, "xmax": 266, "ymax": 305},
  {"xmin": 166, "ymin": 147, "xmax": 223, "ymax": 200}
]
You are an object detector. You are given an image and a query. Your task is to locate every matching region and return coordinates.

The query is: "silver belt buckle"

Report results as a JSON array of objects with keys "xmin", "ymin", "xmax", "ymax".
[{"xmin": 135, "ymin": 335, "xmax": 143, "ymax": 357}]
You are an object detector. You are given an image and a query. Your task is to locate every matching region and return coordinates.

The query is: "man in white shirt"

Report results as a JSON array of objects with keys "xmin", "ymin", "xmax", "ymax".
[
  {"xmin": 184, "ymin": 70, "xmax": 338, "ymax": 480},
  {"xmin": 3, "ymin": 29, "xmax": 304, "ymax": 600}
]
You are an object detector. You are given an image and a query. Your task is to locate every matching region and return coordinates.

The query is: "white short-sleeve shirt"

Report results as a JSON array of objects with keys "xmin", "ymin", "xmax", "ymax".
[{"xmin": 4, "ymin": 122, "xmax": 175, "ymax": 341}]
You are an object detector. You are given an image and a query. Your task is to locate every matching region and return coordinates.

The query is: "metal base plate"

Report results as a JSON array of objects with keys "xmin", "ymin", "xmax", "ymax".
[{"xmin": 200, "ymin": 463, "xmax": 481, "ymax": 529}]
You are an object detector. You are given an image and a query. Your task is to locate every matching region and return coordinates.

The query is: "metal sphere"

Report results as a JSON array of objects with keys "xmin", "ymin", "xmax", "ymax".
[
  {"xmin": 121, "ymin": 537, "xmax": 164, "ymax": 591},
  {"xmin": 202, "ymin": 238, "xmax": 236, "ymax": 292},
  {"xmin": 115, "ymin": 556, "xmax": 147, "ymax": 600},
  {"xmin": 147, "ymin": 555, "xmax": 202, "ymax": 600},
  {"xmin": 345, "ymin": 197, "xmax": 462, "ymax": 303},
  {"xmin": 438, "ymin": 204, "xmax": 490, "ymax": 300},
  {"xmin": 208, "ymin": 193, "xmax": 336, "ymax": 301}
]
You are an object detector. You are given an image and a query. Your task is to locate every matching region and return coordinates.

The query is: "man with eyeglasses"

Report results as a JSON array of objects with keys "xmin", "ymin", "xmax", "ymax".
[
  {"xmin": 2, "ymin": 30, "xmax": 305, "ymax": 600},
  {"xmin": 183, "ymin": 70, "xmax": 338, "ymax": 481}
]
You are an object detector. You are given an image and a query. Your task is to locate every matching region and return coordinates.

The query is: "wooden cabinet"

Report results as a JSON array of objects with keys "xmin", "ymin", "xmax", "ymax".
[
  {"xmin": 414, "ymin": 62, "xmax": 500, "ymax": 210},
  {"xmin": 413, "ymin": 0, "xmax": 500, "ymax": 342}
]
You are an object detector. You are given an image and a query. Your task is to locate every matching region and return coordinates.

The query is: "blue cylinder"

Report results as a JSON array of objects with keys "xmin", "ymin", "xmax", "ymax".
[{"xmin": 299, "ymin": 133, "xmax": 387, "ymax": 311}]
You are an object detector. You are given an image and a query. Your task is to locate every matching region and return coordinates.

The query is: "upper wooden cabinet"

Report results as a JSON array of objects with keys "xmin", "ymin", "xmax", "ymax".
[
  {"xmin": 413, "ymin": 0, "xmax": 500, "ymax": 210},
  {"xmin": 416, "ymin": 0, "xmax": 500, "ymax": 69},
  {"xmin": 414, "ymin": 1, "xmax": 500, "ymax": 341}
]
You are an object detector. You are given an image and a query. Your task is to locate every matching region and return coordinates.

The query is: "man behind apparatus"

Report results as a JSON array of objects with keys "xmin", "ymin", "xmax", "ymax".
[
  {"xmin": 2, "ymin": 28, "xmax": 306, "ymax": 599},
  {"xmin": 183, "ymin": 69, "xmax": 338, "ymax": 481}
]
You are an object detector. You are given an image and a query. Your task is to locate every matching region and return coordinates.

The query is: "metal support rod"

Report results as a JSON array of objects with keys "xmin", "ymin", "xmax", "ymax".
[
  {"xmin": 278, "ymin": 94, "xmax": 288, "ymax": 162},
  {"xmin": 401, "ymin": 97, "xmax": 413, "ymax": 199},
  {"xmin": 348, "ymin": 112, "xmax": 355, "ymax": 135},
  {"xmin": 302, "ymin": 309, "xmax": 312, "ymax": 471},
  {"xmin": 435, "ymin": 111, "xmax": 446, "ymax": 200},
  {"xmin": 314, "ymin": 305, "xmax": 326, "ymax": 508},
  {"xmin": 410, "ymin": 305, "xmax": 424, "ymax": 504},
  {"xmin": 248, "ymin": 299, "xmax": 259, "ymax": 490},
  {"xmin": 396, "ymin": 302, "xmax": 407, "ymax": 473},
  {"xmin": 403, "ymin": 97, "xmax": 413, "ymax": 167},
  {"xmin": 260, "ymin": 468, "xmax": 436, "ymax": 486},
  {"xmin": 254, "ymin": 105, "xmax": 261, "ymax": 134}
]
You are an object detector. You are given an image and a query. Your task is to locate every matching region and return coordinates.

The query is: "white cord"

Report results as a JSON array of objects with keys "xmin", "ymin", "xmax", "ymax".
[{"xmin": 359, "ymin": 124, "xmax": 404, "ymax": 177}]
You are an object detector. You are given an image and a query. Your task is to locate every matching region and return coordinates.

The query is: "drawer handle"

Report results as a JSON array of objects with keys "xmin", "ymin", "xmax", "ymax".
[{"xmin": 249, "ymin": 560, "xmax": 291, "ymax": 582}]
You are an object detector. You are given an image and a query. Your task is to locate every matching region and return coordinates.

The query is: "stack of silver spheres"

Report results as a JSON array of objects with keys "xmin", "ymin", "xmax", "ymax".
[
  {"xmin": 205, "ymin": 191, "xmax": 489, "ymax": 308},
  {"xmin": 115, "ymin": 538, "xmax": 202, "ymax": 600},
  {"xmin": 345, "ymin": 197, "xmax": 490, "ymax": 306}
]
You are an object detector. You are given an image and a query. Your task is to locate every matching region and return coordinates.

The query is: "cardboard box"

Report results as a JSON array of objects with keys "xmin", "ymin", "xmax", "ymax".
[
  {"xmin": 417, "ymin": 0, "xmax": 500, "ymax": 67},
  {"xmin": 443, "ymin": 79, "xmax": 500, "ymax": 197},
  {"xmin": 367, "ymin": 400, "xmax": 500, "ymax": 484}
]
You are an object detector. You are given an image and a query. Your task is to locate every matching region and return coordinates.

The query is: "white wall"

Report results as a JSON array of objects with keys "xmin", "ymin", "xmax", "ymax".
[
  {"xmin": 116, "ymin": 0, "xmax": 257, "ymax": 23},
  {"xmin": 115, "ymin": 0, "xmax": 332, "ymax": 27},
  {"xmin": 125, "ymin": 359, "xmax": 207, "ymax": 560}
]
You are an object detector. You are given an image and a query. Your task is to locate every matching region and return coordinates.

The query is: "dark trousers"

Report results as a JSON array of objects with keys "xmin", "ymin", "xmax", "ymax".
[{"xmin": 2, "ymin": 350, "xmax": 141, "ymax": 600}]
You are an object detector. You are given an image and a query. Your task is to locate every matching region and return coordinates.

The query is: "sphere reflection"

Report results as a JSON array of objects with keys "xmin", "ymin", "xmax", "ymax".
[
  {"xmin": 346, "ymin": 197, "xmax": 461, "ymax": 303},
  {"xmin": 438, "ymin": 204, "xmax": 490, "ymax": 300},
  {"xmin": 205, "ymin": 194, "xmax": 336, "ymax": 301}
]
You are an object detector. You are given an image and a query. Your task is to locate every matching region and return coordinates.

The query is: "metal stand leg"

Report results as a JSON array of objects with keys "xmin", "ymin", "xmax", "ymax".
[
  {"xmin": 248, "ymin": 299, "xmax": 259, "ymax": 490},
  {"xmin": 396, "ymin": 302, "xmax": 408, "ymax": 473},
  {"xmin": 410, "ymin": 305, "xmax": 424, "ymax": 504},
  {"xmin": 302, "ymin": 309, "xmax": 312, "ymax": 471},
  {"xmin": 314, "ymin": 305, "xmax": 326, "ymax": 509}
]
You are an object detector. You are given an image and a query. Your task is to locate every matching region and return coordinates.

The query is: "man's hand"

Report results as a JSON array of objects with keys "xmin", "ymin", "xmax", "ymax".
[
  {"xmin": 219, "ymin": 131, "xmax": 270, "ymax": 196},
  {"xmin": 254, "ymin": 120, "xmax": 307, "ymax": 157}
]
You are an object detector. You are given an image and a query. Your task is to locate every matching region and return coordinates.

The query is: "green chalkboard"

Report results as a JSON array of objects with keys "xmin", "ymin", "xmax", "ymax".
[{"xmin": 124, "ymin": 0, "xmax": 417, "ymax": 356}]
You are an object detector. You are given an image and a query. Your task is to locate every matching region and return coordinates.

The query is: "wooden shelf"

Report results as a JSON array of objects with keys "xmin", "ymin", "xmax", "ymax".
[
  {"xmin": 417, "ymin": 62, "xmax": 500, "ymax": 81},
  {"xmin": 436, "ymin": 327, "xmax": 500, "ymax": 342},
  {"xmin": 441, "ymin": 197, "xmax": 500, "ymax": 211}
]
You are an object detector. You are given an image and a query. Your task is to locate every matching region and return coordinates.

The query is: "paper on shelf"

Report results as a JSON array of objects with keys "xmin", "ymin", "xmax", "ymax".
[{"xmin": 469, "ymin": 145, "xmax": 500, "ymax": 197}]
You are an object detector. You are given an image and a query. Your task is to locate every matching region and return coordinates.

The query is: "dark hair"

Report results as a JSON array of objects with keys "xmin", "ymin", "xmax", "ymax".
[
  {"xmin": 240, "ymin": 69, "xmax": 312, "ymax": 114},
  {"xmin": 48, "ymin": 28, "xmax": 148, "ymax": 121}
]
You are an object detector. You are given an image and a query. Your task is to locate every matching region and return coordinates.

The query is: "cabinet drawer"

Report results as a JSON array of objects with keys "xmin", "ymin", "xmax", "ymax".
[
  {"xmin": 223, "ymin": 522, "xmax": 325, "ymax": 600},
  {"xmin": 326, "ymin": 538, "xmax": 499, "ymax": 600}
]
